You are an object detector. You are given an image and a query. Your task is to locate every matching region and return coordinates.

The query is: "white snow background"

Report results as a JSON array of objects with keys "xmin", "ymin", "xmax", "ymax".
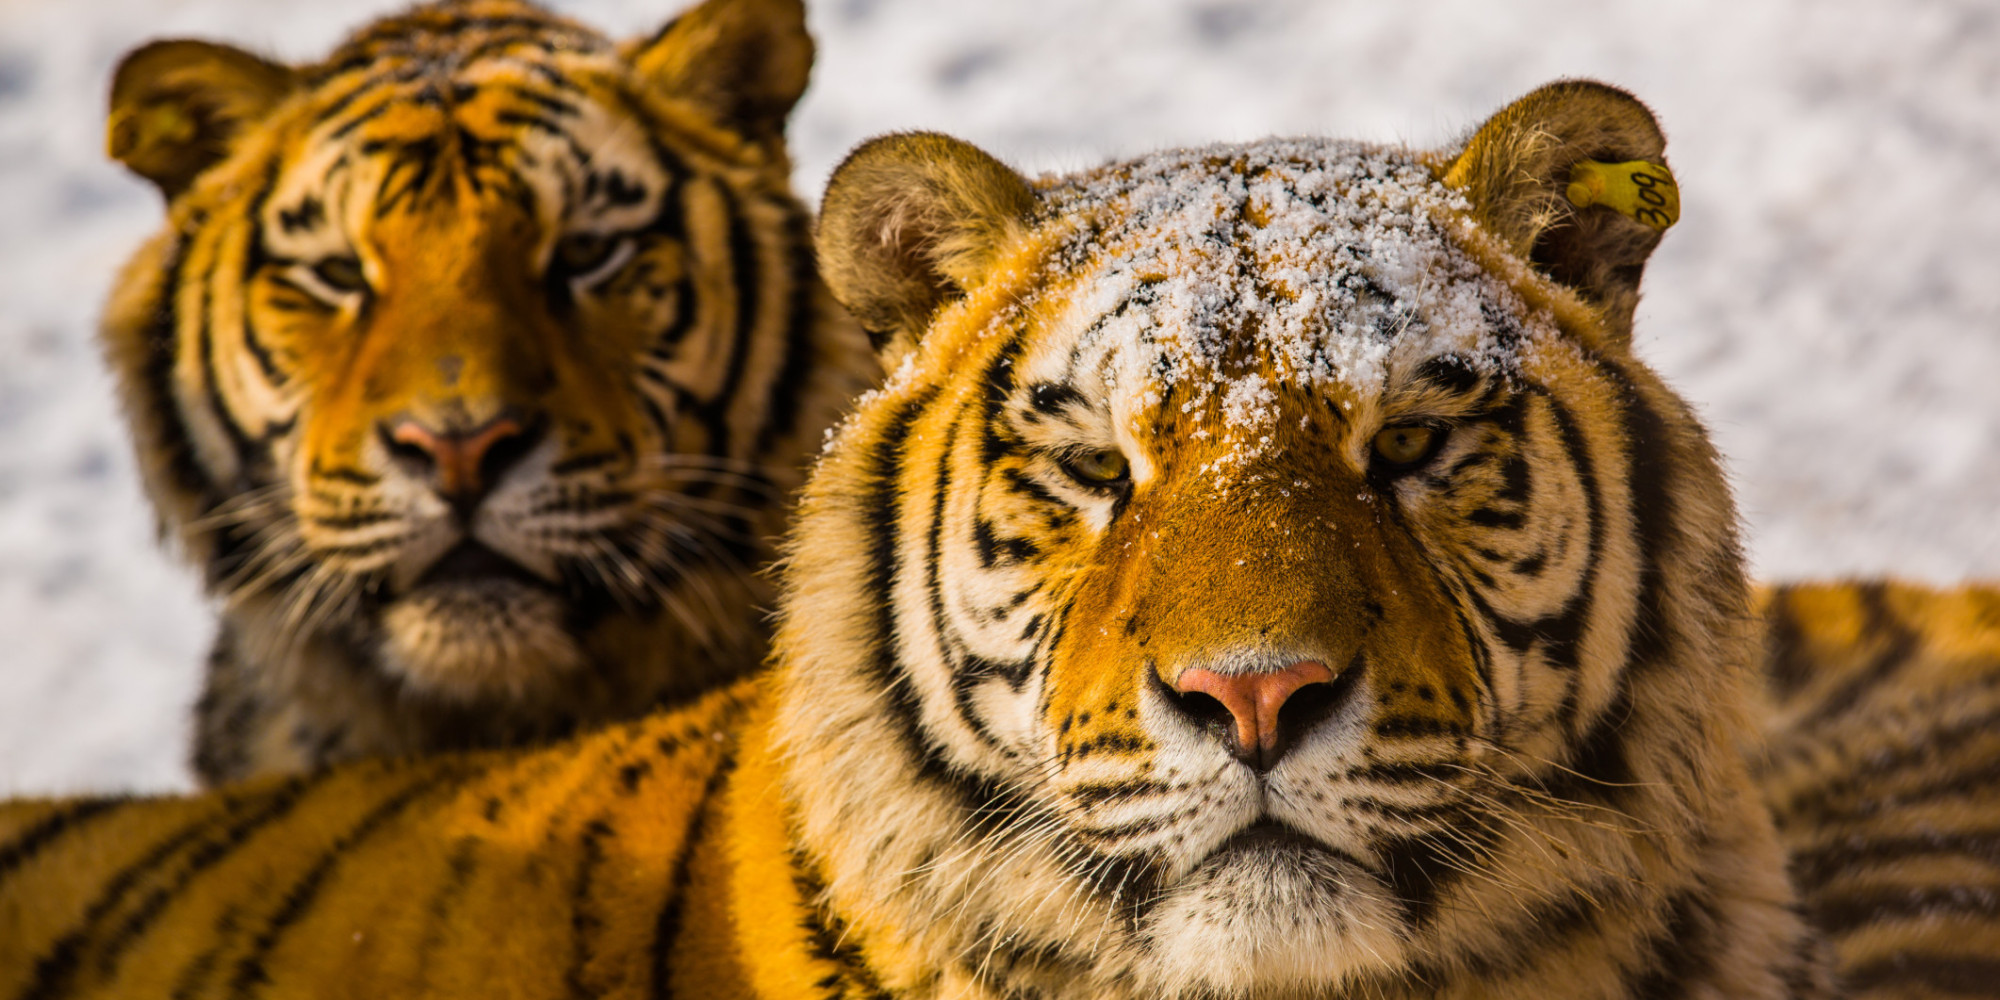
[{"xmin": 1, "ymin": 0, "xmax": 1994, "ymax": 794}]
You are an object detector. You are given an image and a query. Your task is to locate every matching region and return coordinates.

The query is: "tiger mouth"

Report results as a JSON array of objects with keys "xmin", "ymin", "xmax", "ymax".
[
  {"xmin": 414, "ymin": 541, "xmax": 548, "ymax": 591},
  {"xmin": 1215, "ymin": 818, "xmax": 1324, "ymax": 856}
]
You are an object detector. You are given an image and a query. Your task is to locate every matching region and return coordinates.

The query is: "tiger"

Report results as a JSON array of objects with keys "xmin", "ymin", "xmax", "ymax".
[
  {"xmin": 4, "ymin": 80, "xmax": 1993, "ymax": 999},
  {"xmin": 97, "ymin": 0, "xmax": 873, "ymax": 785},
  {"xmin": 1756, "ymin": 581, "xmax": 2000, "ymax": 996}
]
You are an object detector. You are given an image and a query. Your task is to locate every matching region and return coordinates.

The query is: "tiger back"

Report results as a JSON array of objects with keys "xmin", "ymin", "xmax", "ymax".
[
  {"xmin": 99, "ymin": 0, "xmax": 873, "ymax": 784},
  {"xmin": 8, "ymin": 81, "xmax": 1998, "ymax": 999},
  {"xmin": 1758, "ymin": 581, "xmax": 2000, "ymax": 995}
]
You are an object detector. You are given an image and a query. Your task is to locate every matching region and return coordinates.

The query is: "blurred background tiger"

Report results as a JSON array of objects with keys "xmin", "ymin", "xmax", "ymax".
[
  {"xmin": 3, "ymin": 80, "xmax": 1996, "ymax": 999},
  {"xmin": 98, "ymin": 0, "xmax": 873, "ymax": 785}
]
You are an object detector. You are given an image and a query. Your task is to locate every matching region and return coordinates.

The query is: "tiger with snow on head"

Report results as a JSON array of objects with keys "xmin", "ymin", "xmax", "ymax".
[
  {"xmin": 4, "ymin": 80, "xmax": 1996, "ymax": 999},
  {"xmin": 99, "ymin": 0, "xmax": 872, "ymax": 784}
]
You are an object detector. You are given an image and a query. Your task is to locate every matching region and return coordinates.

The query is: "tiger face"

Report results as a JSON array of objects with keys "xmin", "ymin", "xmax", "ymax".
[
  {"xmin": 102, "ymin": 0, "xmax": 871, "ymax": 781},
  {"xmin": 791, "ymin": 89, "xmax": 1815, "ymax": 998}
]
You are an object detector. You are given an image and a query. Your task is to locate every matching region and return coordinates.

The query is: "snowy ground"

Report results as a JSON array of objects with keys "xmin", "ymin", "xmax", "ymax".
[{"xmin": 1, "ymin": 0, "xmax": 1994, "ymax": 795}]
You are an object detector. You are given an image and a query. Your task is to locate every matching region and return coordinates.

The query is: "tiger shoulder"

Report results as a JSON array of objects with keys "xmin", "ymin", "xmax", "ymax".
[
  {"xmin": 9, "ymin": 80, "xmax": 1999, "ymax": 999},
  {"xmin": 98, "ymin": 0, "xmax": 873, "ymax": 785}
]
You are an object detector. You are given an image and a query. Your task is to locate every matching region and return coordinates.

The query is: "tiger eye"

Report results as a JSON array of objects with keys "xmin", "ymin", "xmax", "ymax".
[
  {"xmin": 1371, "ymin": 424, "xmax": 1439, "ymax": 467},
  {"xmin": 554, "ymin": 232, "xmax": 617, "ymax": 276},
  {"xmin": 1064, "ymin": 449, "xmax": 1130, "ymax": 486},
  {"xmin": 312, "ymin": 256, "xmax": 368, "ymax": 294}
]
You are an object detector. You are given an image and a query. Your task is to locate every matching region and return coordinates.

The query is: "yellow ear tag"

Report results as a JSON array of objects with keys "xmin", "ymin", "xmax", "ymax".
[{"xmin": 1565, "ymin": 159, "xmax": 1679, "ymax": 231}]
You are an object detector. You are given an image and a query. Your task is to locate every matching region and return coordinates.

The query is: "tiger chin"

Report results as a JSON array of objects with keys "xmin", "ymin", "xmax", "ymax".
[
  {"xmin": 14, "ymin": 81, "xmax": 1998, "ymax": 1000},
  {"xmin": 99, "ymin": 0, "xmax": 874, "ymax": 784}
]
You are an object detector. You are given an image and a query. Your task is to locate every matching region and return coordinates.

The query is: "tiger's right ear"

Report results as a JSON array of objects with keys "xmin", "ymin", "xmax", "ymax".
[
  {"xmin": 108, "ymin": 40, "xmax": 298, "ymax": 201},
  {"xmin": 816, "ymin": 132, "xmax": 1036, "ymax": 363}
]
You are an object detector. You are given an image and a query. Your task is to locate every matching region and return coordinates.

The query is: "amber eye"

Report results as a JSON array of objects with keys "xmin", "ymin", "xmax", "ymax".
[
  {"xmin": 1062, "ymin": 449, "xmax": 1130, "ymax": 487},
  {"xmin": 552, "ymin": 232, "xmax": 630, "ymax": 285},
  {"xmin": 1371, "ymin": 424, "xmax": 1442, "ymax": 468},
  {"xmin": 311, "ymin": 256, "xmax": 368, "ymax": 294}
]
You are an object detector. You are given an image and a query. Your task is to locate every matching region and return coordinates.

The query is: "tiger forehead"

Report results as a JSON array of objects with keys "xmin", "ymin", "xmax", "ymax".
[
  {"xmin": 1016, "ymin": 137, "xmax": 1539, "ymax": 429},
  {"xmin": 308, "ymin": 0, "xmax": 610, "ymax": 84},
  {"xmin": 265, "ymin": 51, "xmax": 668, "ymax": 244}
]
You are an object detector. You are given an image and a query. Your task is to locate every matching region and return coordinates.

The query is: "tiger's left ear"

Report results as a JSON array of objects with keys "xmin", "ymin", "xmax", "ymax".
[
  {"xmin": 1437, "ymin": 79, "xmax": 1677, "ymax": 342},
  {"xmin": 816, "ymin": 132, "xmax": 1037, "ymax": 365},
  {"xmin": 625, "ymin": 0, "xmax": 814, "ymax": 146},
  {"xmin": 108, "ymin": 40, "xmax": 298, "ymax": 201}
]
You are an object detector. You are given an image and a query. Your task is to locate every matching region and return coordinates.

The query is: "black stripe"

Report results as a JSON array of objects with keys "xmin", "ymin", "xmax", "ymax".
[
  {"xmin": 751, "ymin": 203, "xmax": 824, "ymax": 456},
  {"xmin": 648, "ymin": 757, "xmax": 736, "ymax": 1000},
  {"xmin": 500, "ymin": 82, "xmax": 580, "ymax": 119},
  {"xmin": 786, "ymin": 841, "xmax": 894, "ymax": 999},
  {"xmin": 408, "ymin": 835, "xmax": 481, "ymax": 987},
  {"xmin": 1810, "ymin": 884, "xmax": 2000, "ymax": 936},
  {"xmin": 1792, "ymin": 829, "xmax": 2000, "ymax": 892},
  {"xmin": 1791, "ymin": 582, "xmax": 1920, "ymax": 729},
  {"xmin": 564, "ymin": 816, "xmax": 616, "ymax": 998},
  {"xmin": 1600, "ymin": 360, "xmax": 1686, "ymax": 686},
  {"xmin": 1842, "ymin": 954, "xmax": 2000, "ymax": 996},
  {"xmin": 1550, "ymin": 362, "xmax": 1689, "ymax": 800},
  {"xmin": 23, "ymin": 775, "xmax": 320, "ymax": 998},
  {"xmin": 322, "ymin": 92, "xmax": 397, "ymax": 142},
  {"xmin": 1372, "ymin": 815, "xmax": 1498, "ymax": 929},
  {"xmin": 1402, "ymin": 882, "xmax": 1602, "ymax": 984},
  {"xmin": 199, "ymin": 172, "xmax": 279, "ymax": 477},
  {"xmin": 224, "ymin": 768, "xmax": 469, "ymax": 998},
  {"xmin": 1762, "ymin": 585, "xmax": 1816, "ymax": 697},
  {"xmin": 21, "ymin": 800, "xmax": 241, "ymax": 994},
  {"xmin": 1774, "ymin": 699, "xmax": 2000, "ymax": 826},
  {"xmin": 1536, "ymin": 388, "xmax": 1606, "ymax": 736},
  {"xmin": 0, "ymin": 799, "xmax": 125, "ymax": 890},
  {"xmin": 1625, "ymin": 886, "xmax": 1721, "ymax": 1000},
  {"xmin": 940, "ymin": 333, "xmax": 1032, "ymax": 750},
  {"xmin": 690, "ymin": 181, "xmax": 762, "ymax": 459},
  {"xmin": 134, "ymin": 232, "xmax": 212, "ymax": 500},
  {"xmin": 857, "ymin": 391, "xmax": 1022, "ymax": 810}
]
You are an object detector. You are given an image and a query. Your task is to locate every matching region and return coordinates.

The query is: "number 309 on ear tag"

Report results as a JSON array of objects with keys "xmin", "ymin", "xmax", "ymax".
[{"xmin": 1565, "ymin": 159, "xmax": 1680, "ymax": 231}]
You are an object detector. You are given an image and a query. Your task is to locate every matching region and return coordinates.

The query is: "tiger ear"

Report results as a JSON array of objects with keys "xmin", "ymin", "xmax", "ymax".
[
  {"xmin": 108, "ymin": 39, "xmax": 298, "ymax": 201},
  {"xmin": 1438, "ymin": 79, "xmax": 1677, "ymax": 342},
  {"xmin": 625, "ymin": 0, "xmax": 814, "ymax": 146},
  {"xmin": 816, "ymin": 132, "xmax": 1037, "ymax": 363}
]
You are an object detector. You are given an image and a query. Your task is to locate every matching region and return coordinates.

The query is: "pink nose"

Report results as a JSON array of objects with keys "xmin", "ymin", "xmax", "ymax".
[
  {"xmin": 1173, "ymin": 660, "xmax": 1337, "ymax": 765},
  {"xmin": 382, "ymin": 414, "xmax": 534, "ymax": 513}
]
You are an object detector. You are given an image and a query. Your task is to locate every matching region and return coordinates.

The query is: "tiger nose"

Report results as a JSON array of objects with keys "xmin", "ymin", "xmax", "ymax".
[
  {"xmin": 381, "ymin": 413, "xmax": 541, "ymax": 517},
  {"xmin": 1169, "ymin": 660, "xmax": 1341, "ymax": 771}
]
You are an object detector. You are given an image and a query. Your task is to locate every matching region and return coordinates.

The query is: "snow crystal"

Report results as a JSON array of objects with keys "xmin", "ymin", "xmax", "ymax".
[{"xmin": 1027, "ymin": 138, "xmax": 1544, "ymax": 472}]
